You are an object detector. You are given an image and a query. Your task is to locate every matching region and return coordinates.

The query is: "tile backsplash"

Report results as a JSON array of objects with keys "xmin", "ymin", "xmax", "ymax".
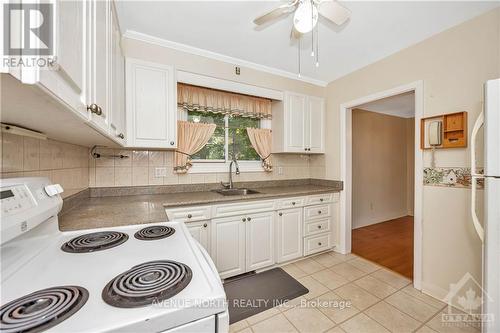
[
  {"xmin": 89, "ymin": 148, "xmax": 318, "ymax": 188},
  {"xmin": 0, "ymin": 133, "xmax": 89, "ymax": 198},
  {"xmin": 0, "ymin": 132, "xmax": 327, "ymax": 194}
]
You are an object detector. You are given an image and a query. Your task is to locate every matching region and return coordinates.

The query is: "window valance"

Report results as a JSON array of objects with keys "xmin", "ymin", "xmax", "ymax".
[{"xmin": 178, "ymin": 83, "xmax": 272, "ymax": 119}]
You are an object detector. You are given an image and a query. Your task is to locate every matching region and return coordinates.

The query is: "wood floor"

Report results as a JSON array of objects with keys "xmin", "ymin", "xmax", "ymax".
[{"xmin": 352, "ymin": 216, "xmax": 414, "ymax": 279}]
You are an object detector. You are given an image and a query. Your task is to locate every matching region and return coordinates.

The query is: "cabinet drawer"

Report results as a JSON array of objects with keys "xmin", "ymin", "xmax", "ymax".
[
  {"xmin": 304, "ymin": 204, "xmax": 331, "ymax": 220},
  {"xmin": 213, "ymin": 200, "xmax": 275, "ymax": 218},
  {"xmin": 304, "ymin": 233, "xmax": 331, "ymax": 256},
  {"xmin": 306, "ymin": 193, "xmax": 336, "ymax": 205},
  {"xmin": 277, "ymin": 196, "xmax": 305, "ymax": 209},
  {"xmin": 165, "ymin": 206, "xmax": 211, "ymax": 222},
  {"xmin": 304, "ymin": 218, "xmax": 331, "ymax": 236}
]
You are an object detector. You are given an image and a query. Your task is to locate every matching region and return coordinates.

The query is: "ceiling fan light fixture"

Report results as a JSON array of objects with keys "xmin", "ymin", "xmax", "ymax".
[{"xmin": 293, "ymin": 0, "xmax": 318, "ymax": 34}]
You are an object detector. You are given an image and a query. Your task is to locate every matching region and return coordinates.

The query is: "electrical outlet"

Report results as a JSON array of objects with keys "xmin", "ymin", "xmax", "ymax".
[
  {"xmin": 278, "ymin": 167, "xmax": 283, "ymax": 175},
  {"xmin": 154, "ymin": 167, "xmax": 167, "ymax": 178}
]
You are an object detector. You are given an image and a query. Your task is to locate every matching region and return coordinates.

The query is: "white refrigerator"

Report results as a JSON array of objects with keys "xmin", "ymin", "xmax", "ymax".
[{"xmin": 471, "ymin": 78, "xmax": 500, "ymax": 333}]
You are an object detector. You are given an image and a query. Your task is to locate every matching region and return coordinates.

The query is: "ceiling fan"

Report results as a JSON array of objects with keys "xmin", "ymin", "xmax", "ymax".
[
  {"xmin": 253, "ymin": 0, "xmax": 351, "ymax": 35},
  {"xmin": 253, "ymin": 0, "xmax": 351, "ymax": 76}
]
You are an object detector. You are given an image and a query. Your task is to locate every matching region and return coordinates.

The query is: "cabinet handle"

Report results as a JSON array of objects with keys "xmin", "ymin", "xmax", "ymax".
[
  {"xmin": 318, "ymin": 242, "xmax": 322, "ymax": 246},
  {"xmin": 242, "ymin": 218, "xmax": 247, "ymax": 222},
  {"xmin": 318, "ymin": 210, "xmax": 322, "ymax": 214},
  {"xmin": 279, "ymin": 212, "xmax": 283, "ymax": 216},
  {"xmin": 117, "ymin": 133, "xmax": 125, "ymax": 139},
  {"xmin": 318, "ymin": 225, "xmax": 322, "ymax": 229},
  {"xmin": 320, "ymin": 198, "xmax": 324, "ymax": 202},
  {"xmin": 203, "ymin": 223, "xmax": 207, "ymax": 228},
  {"xmin": 292, "ymin": 202, "xmax": 296, "ymax": 205},
  {"xmin": 170, "ymin": 141, "xmax": 175, "ymax": 146},
  {"xmin": 247, "ymin": 217, "xmax": 252, "ymax": 221},
  {"xmin": 187, "ymin": 214, "xmax": 192, "ymax": 219},
  {"xmin": 87, "ymin": 104, "xmax": 102, "ymax": 116}
]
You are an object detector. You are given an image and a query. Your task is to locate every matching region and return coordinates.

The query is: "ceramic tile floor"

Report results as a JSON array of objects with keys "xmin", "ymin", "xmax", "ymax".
[{"xmin": 229, "ymin": 252, "xmax": 479, "ymax": 333}]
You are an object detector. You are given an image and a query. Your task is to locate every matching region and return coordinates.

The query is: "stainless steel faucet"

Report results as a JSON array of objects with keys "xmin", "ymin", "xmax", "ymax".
[{"xmin": 221, "ymin": 157, "xmax": 240, "ymax": 189}]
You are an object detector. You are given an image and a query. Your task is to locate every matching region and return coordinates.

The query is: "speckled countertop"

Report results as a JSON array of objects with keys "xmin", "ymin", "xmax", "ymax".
[{"xmin": 59, "ymin": 184, "xmax": 341, "ymax": 231}]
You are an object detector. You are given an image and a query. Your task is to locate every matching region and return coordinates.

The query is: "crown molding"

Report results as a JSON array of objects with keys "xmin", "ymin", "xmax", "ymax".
[{"xmin": 122, "ymin": 30, "xmax": 328, "ymax": 88}]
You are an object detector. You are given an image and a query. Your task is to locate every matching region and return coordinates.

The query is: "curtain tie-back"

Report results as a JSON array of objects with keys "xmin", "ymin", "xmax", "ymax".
[{"xmin": 174, "ymin": 121, "xmax": 216, "ymax": 173}]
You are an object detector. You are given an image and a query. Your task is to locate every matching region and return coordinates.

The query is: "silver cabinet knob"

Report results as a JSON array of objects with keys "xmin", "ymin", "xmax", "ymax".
[
  {"xmin": 247, "ymin": 217, "xmax": 252, "ymax": 222},
  {"xmin": 318, "ymin": 225, "xmax": 322, "ymax": 229},
  {"xmin": 279, "ymin": 212, "xmax": 283, "ymax": 216},
  {"xmin": 318, "ymin": 242, "xmax": 322, "ymax": 246},
  {"xmin": 203, "ymin": 223, "xmax": 207, "ymax": 228},
  {"xmin": 292, "ymin": 202, "xmax": 296, "ymax": 205},
  {"xmin": 318, "ymin": 210, "xmax": 322, "ymax": 214},
  {"xmin": 170, "ymin": 141, "xmax": 175, "ymax": 146},
  {"xmin": 118, "ymin": 133, "xmax": 125, "ymax": 139},
  {"xmin": 242, "ymin": 218, "xmax": 247, "ymax": 222},
  {"xmin": 87, "ymin": 103, "xmax": 102, "ymax": 115},
  {"xmin": 320, "ymin": 198, "xmax": 324, "ymax": 202},
  {"xmin": 187, "ymin": 214, "xmax": 192, "ymax": 219}
]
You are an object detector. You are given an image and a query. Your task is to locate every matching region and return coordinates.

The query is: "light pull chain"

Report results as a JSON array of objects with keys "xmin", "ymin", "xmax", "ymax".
[
  {"xmin": 311, "ymin": 0, "xmax": 315, "ymax": 57},
  {"xmin": 298, "ymin": 37, "xmax": 302, "ymax": 77},
  {"xmin": 315, "ymin": 23, "xmax": 320, "ymax": 67}
]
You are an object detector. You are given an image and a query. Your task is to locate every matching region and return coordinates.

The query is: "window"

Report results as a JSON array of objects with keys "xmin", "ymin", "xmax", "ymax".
[{"xmin": 187, "ymin": 111, "xmax": 261, "ymax": 163}]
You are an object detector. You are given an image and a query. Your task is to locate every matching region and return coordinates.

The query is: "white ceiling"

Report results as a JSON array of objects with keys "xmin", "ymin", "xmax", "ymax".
[
  {"xmin": 115, "ymin": 1, "xmax": 499, "ymax": 86},
  {"xmin": 357, "ymin": 91, "xmax": 415, "ymax": 118}
]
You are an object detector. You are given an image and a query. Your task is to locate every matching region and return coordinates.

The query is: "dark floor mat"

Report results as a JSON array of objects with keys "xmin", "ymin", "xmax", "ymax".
[{"xmin": 223, "ymin": 268, "xmax": 309, "ymax": 324}]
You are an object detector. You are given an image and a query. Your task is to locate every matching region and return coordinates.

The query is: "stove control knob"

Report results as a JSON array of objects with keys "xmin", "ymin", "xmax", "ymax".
[{"xmin": 44, "ymin": 184, "xmax": 64, "ymax": 197}]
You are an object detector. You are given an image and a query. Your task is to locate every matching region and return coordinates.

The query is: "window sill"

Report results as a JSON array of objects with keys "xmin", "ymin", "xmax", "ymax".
[{"xmin": 189, "ymin": 161, "xmax": 264, "ymax": 174}]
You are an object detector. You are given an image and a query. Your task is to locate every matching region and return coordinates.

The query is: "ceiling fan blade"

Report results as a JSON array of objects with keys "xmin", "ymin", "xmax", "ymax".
[
  {"xmin": 318, "ymin": 0, "xmax": 351, "ymax": 26},
  {"xmin": 253, "ymin": 2, "xmax": 297, "ymax": 26}
]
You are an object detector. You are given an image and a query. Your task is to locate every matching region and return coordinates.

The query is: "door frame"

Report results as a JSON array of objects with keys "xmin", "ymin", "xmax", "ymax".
[{"xmin": 339, "ymin": 80, "xmax": 424, "ymax": 289}]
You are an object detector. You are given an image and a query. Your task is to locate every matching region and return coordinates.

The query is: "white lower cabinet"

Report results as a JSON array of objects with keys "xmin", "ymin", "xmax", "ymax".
[
  {"xmin": 186, "ymin": 221, "xmax": 210, "ymax": 252},
  {"xmin": 246, "ymin": 212, "xmax": 274, "ymax": 271},
  {"xmin": 275, "ymin": 208, "xmax": 303, "ymax": 263},
  {"xmin": 211, "ymin": 212, "xmax": 274, "ymax": 279},
  {"xmin": 211, "ymin": 216, "xmax": 246, "ymax": 279},
  {"xmin": 167, "ymin": 192, "xmax": 338, "ymax": 279}
]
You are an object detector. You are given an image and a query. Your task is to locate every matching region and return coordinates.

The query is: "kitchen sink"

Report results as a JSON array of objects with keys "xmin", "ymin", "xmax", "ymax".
[{"xmin": 213, "ymin": 188, "xmax": 261, "ymax": 196}]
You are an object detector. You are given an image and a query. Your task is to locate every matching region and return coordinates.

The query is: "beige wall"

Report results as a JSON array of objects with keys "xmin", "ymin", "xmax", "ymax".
[
  {"xmin": 122, "ymin": 38, "xmax": 326, "ymax": 98},
  {"xmin": 352, "ymin": 109, "xmax": 414, "ymax": 229},
  {"xmin": 322, "ymin": 8, "xmax": 500, "ymax": 298},
  {"xmin": 0, "ymin": 133, "xmax": 89, "ymax": 198},
  {"xmin": 89, "ymin": 148, "xmax": 313, "ymax": 187}
]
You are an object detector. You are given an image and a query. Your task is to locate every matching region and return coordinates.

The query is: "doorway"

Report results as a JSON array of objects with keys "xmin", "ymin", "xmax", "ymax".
[
  {"xmin": 349, "ymin": 95, "xmax": 415, "ymax": 279},
  {"xmin": 339, "ymin": 81, "xmax": 424, "ymax": 289}
]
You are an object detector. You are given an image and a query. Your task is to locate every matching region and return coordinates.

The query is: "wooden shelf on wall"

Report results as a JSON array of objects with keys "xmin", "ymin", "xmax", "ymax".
[{"xmin": 420, "ymin": 111, "xmax": 467, "ymax": 149}]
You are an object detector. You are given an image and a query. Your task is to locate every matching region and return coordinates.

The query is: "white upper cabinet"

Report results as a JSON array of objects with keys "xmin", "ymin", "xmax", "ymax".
[
  {"xmin": 126, "ymin": 58, "xmax": 177, "ymax": 149},
  {"xmin": 273, "ymin": 92, "xmax": 325, "ymax": 154},
  {"xmin": 36, "ymin": 0, "xmax": 88, "ymax": 118},
  {"xmin": 86, "ymin": 0, "xmax": 110, "ymax": 133},
  {"xmin": 307, "ymin": 96, "xmax": 325, "ymax": 153},
  {"xmin": 109, "ymin": 4, "xmax": 126, "ymax": 145}
]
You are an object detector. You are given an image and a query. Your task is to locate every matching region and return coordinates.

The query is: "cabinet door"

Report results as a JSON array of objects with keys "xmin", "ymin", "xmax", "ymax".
[
  {"xmin": 285, "ymin": 92, "xmax": 307, "ymax": 152},
  {"xmin": 276, "ymin": 208, "xmax": 303, "ymax": 263},
  {"xmin": 246, "ymin": 212, "xmax": 274, "ymax": 271},
  {"xmin": 211, "ymin": 216, "xmax": 246, "ymax": 279},
  {"xmin": 186, "ymin": 221, "xmax": 210, "ymax": 253},
  {"xmin": 307, "ymin": 96, "xmax": 325, "ymax": 153},
  {"xmin": 126, "ymin": 58, "xmax": 177, "ymax": 148},
  {"xmin": 37, "ymin": 0, "xmax": 87, "ymax": 117},
  {"xmin": 109, "ymin": 5, "xmax": 126, "ymax": 144},
  {"xmin": 87, "ymin": 0, "xmax": 110, "ymax": 132}
]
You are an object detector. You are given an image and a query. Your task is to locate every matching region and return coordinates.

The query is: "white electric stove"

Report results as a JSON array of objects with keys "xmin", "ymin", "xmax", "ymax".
[{"xmin": 0, "ymin": 177, "xmax": 229, "ymax": 333}]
